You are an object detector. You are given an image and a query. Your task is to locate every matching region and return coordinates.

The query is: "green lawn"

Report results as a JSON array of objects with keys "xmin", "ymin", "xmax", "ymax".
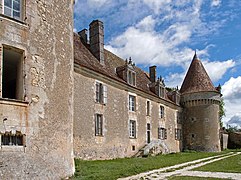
[
  {"xmin": 72, "ymin": 151, "xmax": 229, "ymax": 180},
  {"xmin": 194, "ymin": 152, "xmax": 241, "ymax": 173}
]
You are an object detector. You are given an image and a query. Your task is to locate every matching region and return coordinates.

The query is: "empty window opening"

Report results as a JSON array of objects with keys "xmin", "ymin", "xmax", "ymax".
[
  {"xmin": 132, "ymin": 145, "xmax": 135, "ymax": 151},
  {"xmin": 1, "ymin": 131, "xmax": 24, "ymax": 146},
  {"xmin": 2, "ymin": 47, "xmax": 23, "ymax": 100}
]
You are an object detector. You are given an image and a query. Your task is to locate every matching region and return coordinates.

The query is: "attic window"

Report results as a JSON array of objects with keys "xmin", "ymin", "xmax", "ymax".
[
  {"xmin": 2, "ymin": 46, "xmax": 24, "ymax": 100},
  {"xmin": 127, "ymin": 70, "xmax": 136, "ymax": 86}
]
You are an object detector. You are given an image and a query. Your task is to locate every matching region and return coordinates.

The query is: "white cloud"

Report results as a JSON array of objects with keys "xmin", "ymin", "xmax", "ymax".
[
  {"xmin": 211, "ymin": 0, "xmax": 221, "ymax": 7},
  {"xmin": 222, "ymin": 76, "xmax": 241, "ymax": 127},
  {"xmin": 142, "ymin": 0, "xmax": 171, "ymax": 14},
  {"xmin": 203, "ymin": 60, "xmax": 235, "ymax": 82}
]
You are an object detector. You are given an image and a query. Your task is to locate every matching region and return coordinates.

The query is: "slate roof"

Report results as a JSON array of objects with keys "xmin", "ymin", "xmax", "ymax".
[
  {"xmin": 180, "ymin": 54, "xmax": 218, "ymax": 94},
  {"xmin": 73, "ymin": 33, "xmax": 174, "ymax": 103}
]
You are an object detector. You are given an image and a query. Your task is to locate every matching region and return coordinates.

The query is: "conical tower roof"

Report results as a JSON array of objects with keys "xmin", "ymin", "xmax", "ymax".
[{"xmin": 180, "ymin": 53, "xmax": 217, "ymax": 94}]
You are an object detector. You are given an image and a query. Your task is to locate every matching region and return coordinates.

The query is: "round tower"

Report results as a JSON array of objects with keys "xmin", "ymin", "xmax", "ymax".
[{"xmin": 180, "ymin": 53, "xmax": 221, "ymax": 152}]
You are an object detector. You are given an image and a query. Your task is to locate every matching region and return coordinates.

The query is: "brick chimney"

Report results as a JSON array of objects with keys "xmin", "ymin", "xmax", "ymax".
[
  {"xmin": 149, "ymin": 66, "xmax": 156, "ymax": 83},
  {"xmin": 78, "ymin": 29, "xmax": 88, "ymax": 44},
  {"xmin": 89, "ymin": 20, "xmax": 104, "ymax": 65}
]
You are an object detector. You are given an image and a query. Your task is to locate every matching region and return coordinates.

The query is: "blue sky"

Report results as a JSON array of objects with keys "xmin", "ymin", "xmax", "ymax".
[{"xmin": 74, "ymin": 0, "xmax": 241, "ymax": 128}]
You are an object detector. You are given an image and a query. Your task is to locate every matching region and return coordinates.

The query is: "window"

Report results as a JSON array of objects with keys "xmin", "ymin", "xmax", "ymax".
[
  {"xmin": 3, "ymin": 0, "xmax": 23, "ymax": 20},
  {"xmin": 96, "ymin": 82, "xmax": 107, "ymax": 104},
  {"xmin": 175, "ymin": 128, "xmax": 182, "ymax": 140},
  {"xmin": 158, "ymin": 127, "xmax": 167, "ymax": 140},
  {"xmin": 95, "ymin": 114, "xmax": 103, "ymax": 136},
  {"xmin": 146, "ymin": 101, "xmax": 150, "ymax": 116},
  {"xmin": 1, "ymin": 131, "xmax": 24, "ymax": 146},
  {"xmin": 129, "ymin": 120, "xmax": 136, "ymax": 138},
  {"xmin": 160, "ymin": 105, "xmax": 164, "ymax": 118},
  {"xmin": 159, "ymin": 86, "xmax": 165, "ymax": 98},
  {"xmin": 2, "ymin": 46, "xmax": 24, "ymax": 100},
  {"xmin": 177, "ymin": 112, "xmax": 181, "ymax": 124},
  {"xmin": 129, "ymin": 95, "xmax": 136, "ymax": 111},
  {"xmin": 127, "ymin": 70, "xmax": 136, "ymax": 86}
]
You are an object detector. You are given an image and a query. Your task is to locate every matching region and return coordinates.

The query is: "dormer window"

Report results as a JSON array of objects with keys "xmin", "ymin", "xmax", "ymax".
[
  {"xmin": 127, "ymin": 70, "xmax": 136, "ymax": 86},
  {"xmin": 159, "ymin": 86, "xmax": 165, "ymax": 98}
]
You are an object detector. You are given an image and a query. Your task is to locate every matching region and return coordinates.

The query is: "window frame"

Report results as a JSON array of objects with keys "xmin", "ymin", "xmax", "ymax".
[
  {"xmin": 129, "ymin": 120, "xmax": 136, "ymax": 138},
  {"xmin": 129, "ymin": 95, "xmax": 136, "ymax": 112},
  {"xmin": 160, "ymin": 105, "xmax": 164, "ymax": 118},
  {"xmin": 158, "ymin": 127, "xmax": 167, "ymax": 140},
  {"xmin": 95, "ymin": 114, "xmax": 103, "ymax": 136},
  {"xmin": 95, "ymin": 82, "xmax": 107, "ymax": 104},
  {"xmin": 175, "ymin": 128, "xmax": 182, "ymax": 140},
  {"xmin": 2, "ymin": 0, "xmax": 24, "ymax": 21},
  {"xmin": 1, "ymin": 131, "xmax": 25, "ymax": 146},
  {"xmin": 146, "ymin": 100, "xmax": 150, "ymax": 116},
  {"xmin": 127, "ymin": 70, "xmax": 136, "ymax": 86}
]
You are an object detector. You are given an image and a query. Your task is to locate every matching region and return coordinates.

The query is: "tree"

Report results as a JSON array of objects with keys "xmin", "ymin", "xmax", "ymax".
[{"xmin": 219, "ymin": 98, "xmax": 225, "ymax": 128}]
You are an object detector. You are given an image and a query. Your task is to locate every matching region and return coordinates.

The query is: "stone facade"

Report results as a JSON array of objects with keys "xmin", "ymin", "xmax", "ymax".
[
  {"xmin": 1, "ymin": 1, "xmax": 222, "ymax": 178},
  {"xmin": 0, "ymin": 1, "xmax": 75, "ymax": 179}
]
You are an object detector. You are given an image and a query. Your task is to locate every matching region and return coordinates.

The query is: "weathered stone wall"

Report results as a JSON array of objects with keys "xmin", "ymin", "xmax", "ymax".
[
  {"xmin": 74, "ymin": 67, "xmax": 181, "ymax": 160},
  {"xmin": 182, "ymin": 92, "xmax": 221, "ymax": 152},
  {"xmin": 228, "ymin": 132, "xmax": 241, "ymax": 149},
  {"xmin": 0, "ymin": 1, "xmax": 74, "ymax": 179}
]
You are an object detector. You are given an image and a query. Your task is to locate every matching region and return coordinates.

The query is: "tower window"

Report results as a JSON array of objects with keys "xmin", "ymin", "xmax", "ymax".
[
  {"xmin": 160, "ymin": 105, "xmax": 164, "ymax": 118},
  {"xmin": 129, "ymin": 95, "xmax": 136, "ymax": 111},
  {"xmin": 129, "ymin": 120, "xmax": 136, "ymax": 138}
]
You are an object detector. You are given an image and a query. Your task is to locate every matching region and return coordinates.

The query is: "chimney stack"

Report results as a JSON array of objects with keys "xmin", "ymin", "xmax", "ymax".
[
  {"xmin": 149, "ymin": 66, "xmax": 156, "ymax": 83},
  {"xmin": 78, "ymin": 29, "xmax": 88, "ymax": 44},
  {"xmin": 89, "ymin": 20, "xmax": 104, "ymax": 65}
]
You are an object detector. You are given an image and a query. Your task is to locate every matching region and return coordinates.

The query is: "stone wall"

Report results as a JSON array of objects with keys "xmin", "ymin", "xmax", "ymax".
[
  {"xmin": 228, "ymin": 132, "xmax": 241, "ymax": 149},
  {"xmin": 0, "ymin": 1, "xmax": 74, "ymax": 179},
  {"xmin": 73, "ymin": 67, "xmax": 182, "ymax": 160}
]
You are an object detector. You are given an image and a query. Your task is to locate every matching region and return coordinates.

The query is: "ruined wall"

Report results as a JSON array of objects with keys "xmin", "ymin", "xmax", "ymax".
[
  {"xmin": 182, "ymin": 92, "xmax": 221, "ymax": 152},
  {"xmin": 0, "ymin": 1, "xmax": 74, "ymax": 179},
  {"xmin": 74, "ymin": 68, "xmax": 181, "ymax": 160}
]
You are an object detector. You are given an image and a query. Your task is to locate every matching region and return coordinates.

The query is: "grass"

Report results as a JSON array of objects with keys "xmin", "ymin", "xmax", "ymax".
[
  {"xmin": 168, "ymin": 176, "xmax": 231, "ymax": 180},
  {"xmin": 72, "ymin": 151, "xmax": 229, "ymax": 180},
  {"xmin": 194, "ymin": 152, "xmax": 241, "ymax": 173}
]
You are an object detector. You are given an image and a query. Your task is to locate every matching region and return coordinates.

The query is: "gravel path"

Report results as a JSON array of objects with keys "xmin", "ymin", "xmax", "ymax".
[{"xmin": 118, "ymin": 152, "xmax": 241, "ymax": 180}]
